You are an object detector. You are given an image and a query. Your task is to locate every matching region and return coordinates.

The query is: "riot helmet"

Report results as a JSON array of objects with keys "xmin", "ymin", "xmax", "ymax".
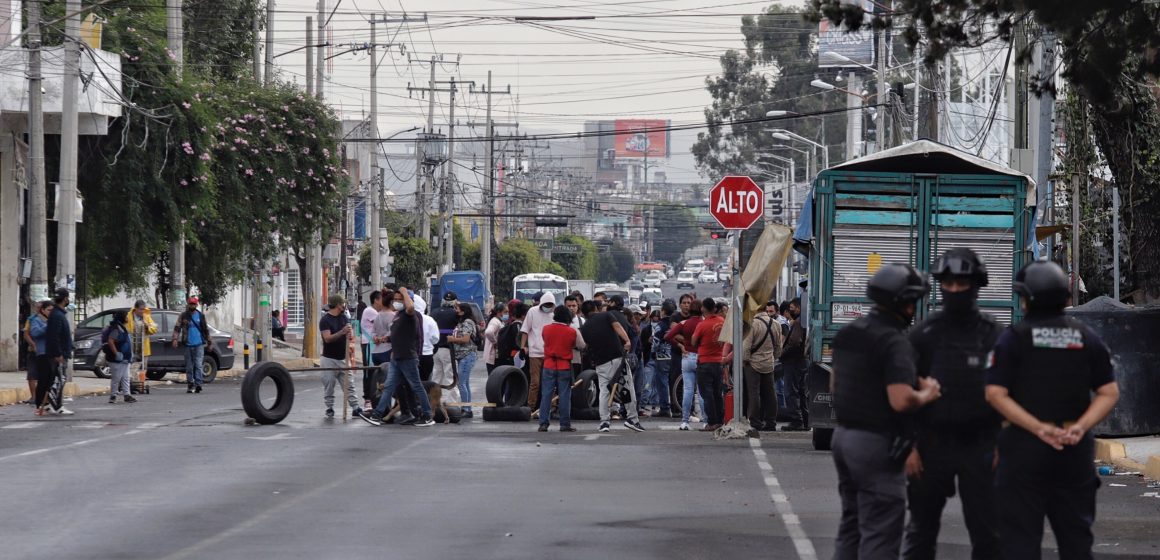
[
  {"xmin": 1013, "ymin": 260, "xmax": 1070, "ymax": 312},
  {"xmin": 932, "ymin": 248, "xmax": 987, "ymax": 314},
  {"xmin": 866, "ymin": 263, "xmax": 930, "ymax": 321}
]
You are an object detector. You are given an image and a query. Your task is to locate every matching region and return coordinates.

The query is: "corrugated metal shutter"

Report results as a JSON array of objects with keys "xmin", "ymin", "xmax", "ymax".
[
  {"xmin": 929, "ymin": 230, "xmax": 1017, "ymax": 325},
  {"xmin": 830, "ymin": 226, "xmax": 917, "ymax": 324}
]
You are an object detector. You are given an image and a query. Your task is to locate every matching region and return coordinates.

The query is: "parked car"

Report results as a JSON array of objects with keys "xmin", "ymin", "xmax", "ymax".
[
  {"xmin": 72, "ymin": 308, "xmax": 236, "ymax": 383},
  {"xmin": 640, "ymin": 288, "xmax": 664, "ymax": 308},
  {"xmin": 718, "ymin": 270, "xmax": 732, "ymax": 282},
  {"xmin": 698, "ymin": 270, "xmax": 719, "ymax": 283},
  {"xmin": 676, "ymin": 271, "xmax": 697, "ymax": 290}
]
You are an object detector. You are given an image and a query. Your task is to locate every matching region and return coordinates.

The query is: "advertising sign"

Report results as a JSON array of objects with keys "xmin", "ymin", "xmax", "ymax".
[
  {"xmin": 613, "ymin": 119, "xmax": 670, "ymax": 159},
  {"xmin": 817, "ymin": 0, "xmax": 875, "ymax": 68}
]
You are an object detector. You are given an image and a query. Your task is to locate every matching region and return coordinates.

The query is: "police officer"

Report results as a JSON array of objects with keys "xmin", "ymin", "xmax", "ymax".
[
  {"xmin": 902, "ymin": 248, "xmax": 1002, "ymax": 560},
  {"xmin": 831, "ymin": 263, "xmax": 942, "ymax": 559},
  {"xmin": 986, "ymin": 261, "xmax": 1119, "ymax": 560}
]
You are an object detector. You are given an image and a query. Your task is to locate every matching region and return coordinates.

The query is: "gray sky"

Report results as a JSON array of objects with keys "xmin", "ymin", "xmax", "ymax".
[{"xmin": 270, "ymin": 0, "xmax": 804, "ymax": 182}]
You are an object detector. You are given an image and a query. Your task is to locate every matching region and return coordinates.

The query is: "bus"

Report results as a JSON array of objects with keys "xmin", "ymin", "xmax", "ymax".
[{"xmin": 512, "ymin": 273, "xmax": 568, "ymax": 305}]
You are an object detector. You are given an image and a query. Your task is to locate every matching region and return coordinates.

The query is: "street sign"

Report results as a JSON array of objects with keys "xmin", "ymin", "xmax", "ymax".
[
  {"xmin": 710, "ymin": 176, "xmax": 765, "ymax": 230},
  {"xmin": 530, "ymin": 238, "xmax": 554, "ymax": 250},
  {"xmin": 552, "ymin": 243, "xmax": 580, "ymax": 255}
]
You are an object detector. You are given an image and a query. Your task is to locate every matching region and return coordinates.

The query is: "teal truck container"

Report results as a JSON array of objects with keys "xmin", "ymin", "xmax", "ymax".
[{"xmin": 795, "ymin": 141, "xmax": 1037, "ymax": 451}]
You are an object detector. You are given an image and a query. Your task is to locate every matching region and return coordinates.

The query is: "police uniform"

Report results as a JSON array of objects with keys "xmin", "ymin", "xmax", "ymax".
[
  {"xmin": 902, "ymin": 309, "xmax": 1002, "ymax": 560},
  {"xmin": 831, "ymin": 308, "xmax": 919, "ymax": 559},
  {"xmin": 987, "ymin": 310, "xmax": 1114, "ymax": 559}
]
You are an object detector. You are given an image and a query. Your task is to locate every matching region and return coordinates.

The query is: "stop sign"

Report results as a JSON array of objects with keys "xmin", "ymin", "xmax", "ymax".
[{"xmin": 710, "ymin": 176, "xmax": 765, "ymax": 230}]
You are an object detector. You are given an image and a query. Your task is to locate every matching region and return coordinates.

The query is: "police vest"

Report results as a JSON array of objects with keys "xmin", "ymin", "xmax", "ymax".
[
  {"xmin": 431, "ymin": 307, "xmax": 459, "ymax": 348},
  {"xmin": 832, "ymin": 312, "xmax": 909, "ymax": 433},
  {"xmin": 1009, "ymin": 314, "xmax": 1093, "ymax": 424},
  {"xmin": 916, "ymin": 311, "xmax": 1000, "ymax": 429}
]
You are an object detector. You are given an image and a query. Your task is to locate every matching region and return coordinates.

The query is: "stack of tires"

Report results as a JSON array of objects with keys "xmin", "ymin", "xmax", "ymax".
[
  {"xmin": 570, "ymin": 369, "xmax": 601, "ymax": 421},
  {"xmin": 483, "ymin": 365, "xmax": 531, "ymax": 421}
]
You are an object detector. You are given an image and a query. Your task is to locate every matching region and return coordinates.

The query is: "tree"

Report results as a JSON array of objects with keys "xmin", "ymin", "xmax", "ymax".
[
  {"xmin": 597, "ymin": 241, "xmax": 636, "ymax": 283},
  {"xmin": 651, "ymin": 204, "xmax": 702, "ymax": 265},
  {"xmin": 493, "ymin": 239, "xmax": 543, "ymax": 299},
  {"xmin": 390, "ymin": 238, "xmax": 437, "ymax": 288},
  {"xmin": 550, "ymin": 234, "xmax": 598, "ymax": 279},
  {"xmin": 692, "ymin": 5, "xmax": 850, "ymax": 182},
  {"xmin": 809, "ymin": 0, "xmax": 1160, "ymax": 300}
]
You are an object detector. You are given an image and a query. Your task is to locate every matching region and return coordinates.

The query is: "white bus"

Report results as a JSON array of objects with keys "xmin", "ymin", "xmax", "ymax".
[{"xmin": 513, "ymin": 273, "xmax": 569, "ymax": 305}]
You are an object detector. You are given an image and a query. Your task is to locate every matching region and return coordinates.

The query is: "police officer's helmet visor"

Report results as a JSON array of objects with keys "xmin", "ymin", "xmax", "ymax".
[{"xmin": 931, "ymin": 250, "xmax": 989, "ymax": 287}]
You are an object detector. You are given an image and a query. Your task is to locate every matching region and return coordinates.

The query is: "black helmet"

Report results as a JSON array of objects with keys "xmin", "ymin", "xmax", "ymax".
[
  {"xmin": 931, "ymin": 247, "xmax": 989, "ymax": 287},
  {"xmin": 866, "ymin": 263, "xmax": 930, "ymax": 310},
  {"xmin": 443, "ymin": 291, "xmax": 458, "ymax": 302},
  {"xmin": 1013, "ymin": 261, "xmax": 1069, "ymax": 311}
]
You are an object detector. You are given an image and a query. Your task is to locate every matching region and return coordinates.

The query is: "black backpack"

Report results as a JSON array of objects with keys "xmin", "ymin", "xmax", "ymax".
[{"xmin": 495, "ymin": 321, "xmax": 522, "ymax": 360}]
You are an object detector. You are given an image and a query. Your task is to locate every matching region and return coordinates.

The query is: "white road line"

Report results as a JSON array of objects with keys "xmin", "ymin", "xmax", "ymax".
[
  {"xmin": 72, "ymin": 422, "xmax": 107, "ymax": 429},
  {"xmin": 2, "ymin": 422, "xmax": 40, "ymax": 429},
  {"xmin": 750, "ymin": 438, "xmax": 817, "ymax": 560}
]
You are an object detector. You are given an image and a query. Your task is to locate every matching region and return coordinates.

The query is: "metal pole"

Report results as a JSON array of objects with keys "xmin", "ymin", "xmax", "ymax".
[
  {"xmin": 731, "ymin": 231, "xmax": 744, "ymax": 427},
  {"xmin": 876, "ymin": 24, "xmax": 888, "ymax": 151},
  {"xmin": 444, "ymin": 78, "xmax": 457, "ymax": 273},
  {"xmin": 846, "ymin": 72, "xmax": 862, "ymax": 160},
  {"xmin": 56, "ymin": 0, "xmax": 81, "ymax": 299},
  {"xmin": 305, "ymin": 17, "xmax": 313, "ymax": 95},
  {"xmin": 168, "ymin": 0, "xmax": 186, "ymax": 309},
  {"xmin": 26, "ymin": 0, "xmax": 49, "ymax": 301},
  {"xmin": 1113, "ymin": 187, "xmax": 1120, "ymax": 301},
  {"xmin": 264, "ymin": 0, "xmax": 275, "ymax": 85},
  {"xmin": 316, "ymin": 0, "xmax": 325, "ymax": 100},
  {"xmin": 1071, "ymin": 173, "xmax": 1080, "ymax": 305},
  {"xmin": 252, "ymin": 8, "xmax": 261, "ymax": 79},
  {"xmin": 481, "ymin": 71, "xmax": 494, "ymax": 293},
  {"xmin": 369, "ymin": 18, "xmax": 381, "ymax": 286}
]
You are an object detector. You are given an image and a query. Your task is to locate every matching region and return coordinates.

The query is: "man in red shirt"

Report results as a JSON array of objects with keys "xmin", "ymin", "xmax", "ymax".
[
  {"xmin": 539, "ymin": 306, "xmax": 586, "ymax": 432},
  {"xmin": 691, "ymin": 298, "xmax": 726, "ymax": 431}
]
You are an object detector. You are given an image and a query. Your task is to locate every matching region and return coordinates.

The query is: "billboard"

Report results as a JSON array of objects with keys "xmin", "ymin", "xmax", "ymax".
[
  {"xmin": 817, "ymin": 0, "xmax": 875, "ymax": 68},
  {"xmin": 613, "ymin": 119, "xmax": 670, "ymax": 159}
]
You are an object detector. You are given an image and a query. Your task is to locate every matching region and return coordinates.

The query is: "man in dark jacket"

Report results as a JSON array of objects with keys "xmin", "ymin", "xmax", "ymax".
[
  {"xmin": 42, "ymin": 288, "xmax": 75, "ymax": 415},
  {"xmin": 172, "ymin": 296, "xmax": 211, "ymax": 393}
]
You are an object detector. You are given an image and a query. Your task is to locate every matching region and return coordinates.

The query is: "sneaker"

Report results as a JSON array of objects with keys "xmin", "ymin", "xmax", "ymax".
[
  {"xmin": 653, "ymin": 410, "xmax": 672, "ymax": 418},
  {"xmin": 538, "ymin": 424, "xmax": 549, "ymax": 432},
  {"xmin": 34, "ymin": 406, "xmax": 45, "ymax": 417},
  {"xmin": 624, "ymin": 420, "xmax": 646, "ymax": 432},
  {"xmin": 560, "ymin": 426, "xmax": 576, "ymax": 432},
  {"xmin": 109, "ymin": 396, "xmax": 117, "ymax": 404},
  {"xmin": 598, "ymin": 422, "xmax": 610, "ymax": 433},
  {"xmin": 689, "ymin": 415, "xmax": 701, "ymax": 423},
  {"xmin": 187, "ymin": 385, "xmax": 194, "ymax": 394},
  {"xmin": 416, "ymin": 416, "xmax": 436, "ymax": 427},
  {"xmin": 699, "ymin": 424, "xmax": 716, "ymax": 432},
  {"xmin": 123, "ymin": 395, "xmax": 137, "ymax": 404},
  {"xmin": 679, "ymin": 422, "xmax": 690, "ymax": 431},
  {"xmin": 360, "ymin": 412, "xmax": 383, "ymax": 426},
  {"xmin": 63, "ymin": 397, "xmax": 74, "ymax": 403},
  {"xmin": 398, "ymin": 415, "xmax": 418, "ymax": 426},
  {"xmin": 325, "ymin": 408, "xmax": 335, "ymax": 419},
  {"xmin": 56, "ymin": 407, "xmax": 75, "ymax": 416},
  {"xmin": 194, "ymin": 385, "xmax": 202, "ymax": 394}
]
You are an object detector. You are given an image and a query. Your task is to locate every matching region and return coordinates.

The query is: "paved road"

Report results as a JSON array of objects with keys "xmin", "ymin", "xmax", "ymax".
[{"xmin": 2, "ymin": 363, "xmax": 1158, "ymax": 559}]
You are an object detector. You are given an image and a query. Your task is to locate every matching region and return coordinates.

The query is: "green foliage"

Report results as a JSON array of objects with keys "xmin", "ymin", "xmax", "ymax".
[
  {"xmin": 597, "ymin": 241, "xmax": 636, "ymax": 283},
  {"xmin": 651, "ymin": 205, "xmax": 701, "ymax": 265},
  {"xmin": 492, "ymin": 239, "xmax": 543, "ymax": 299},
  {"xmin": 550, "ymin": 234, "xmax": 598, "ymax": 279},
  {"xmin": 391, "ymin": 238, "xmax": 437, "ymax": 289},
  {"xmin": 543, "ymin": 261, "xmax": 568, "ymax": 277},
  {"xmin": 693, "ymin": 5, "xmax": 850, "ymax": 180},
  {"xmin": 356, "ymin": 244, "xmax": 372, "ymax": 285},
  {"xmin": 458, "ymin": 242, "xmax": 481, "ymax": 271},
  {"xmin": 183, "ymin": 0, "xmax": 263, "ymax": 81}
]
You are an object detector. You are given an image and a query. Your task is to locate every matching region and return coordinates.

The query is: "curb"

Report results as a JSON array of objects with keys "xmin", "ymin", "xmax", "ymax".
[
  {"xmin": 0, "ymin": 382, "xmax": 108, "ymax": 407},
  {"xmin": 1095, "ymin": 438, "xmax": 1160, "ymax": 480}
]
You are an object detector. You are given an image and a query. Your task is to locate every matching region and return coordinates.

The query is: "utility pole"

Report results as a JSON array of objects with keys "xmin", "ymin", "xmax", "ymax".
[
  {"xmin": 481, "ymin": 72, "xmax": 495, "ymax": 293},
  {"xmin": 168, "ymin": 0, "xmax": 186, "ymax": 309},
  {"xmin": 252, "ymin": 9, "xmax": 261, "ymax": 80},
  {"xmin": 369, "ymin": 16, "xmax": 381, "ymax": 288},
  {"xmin": 316, "ymin": 0, "xmax": 325, "ymax": 100},
  {"xmin": 1071, "ymin": 173, "xmax": 1081, "ymax": 305},
  {"xmin": 443, "ymin": 78, "xmax": 458, "ymax": 273},
  {"xmin": 876, "ymin": 22, "xmax": 888, "ymax": 151},
  {"xmin": 845, "ymin": 71, "xmax": 863, "ymax": 160},
  {"xmin": 1034, "ymin": 32, "xmax": 1056, "ymax": 256},
  {"xmin": 302, "ymin": 11, "xmax": 322, "ymax": 359},
  {"xmin": 264, "ymin": 0, "xmax": 275, "ymax": 85},
  {"xmin": 56, "ymin": 0, "xmax": 82, "ymax": 300},
  {"xmin": 417, "ymin": 57, "xmax": 437, "ymax": 247},
  {"xmin": 305, "ymin": 17, "xmax": 314, "ymax": 95},
  {"xmin": 26, "ymin": 0, "xmax": 48, "ymax": 302}
]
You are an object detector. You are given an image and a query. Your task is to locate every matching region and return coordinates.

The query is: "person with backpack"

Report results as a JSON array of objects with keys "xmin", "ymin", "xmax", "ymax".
[
  {"xmin": 649, "ymin": 301, "xmax": 676, "ymax": 418},
  {"xmin": 727, "ymin": 302, "xmax": 782, "ymax": 431},
  {"xmin": 446, "ymin": 302, "xmax": 480, "ymax": 417},
  {"xmin": 781, "ymin": 298, "xmax": 810, "ymax": 432},
  {"xmin": 102, "ymin": 310, "xmax": 136, "ymax": 404},
  {"xmin": 172, "ymin": 296, "xmax": 210, "ymax": 394},
  {"xmin": 496, "ymin": 303, "xmax": 528, "ymax": 368},
  {"xmin": 483, "ymin": 305, "xmax": 507, "ymax": 374}
]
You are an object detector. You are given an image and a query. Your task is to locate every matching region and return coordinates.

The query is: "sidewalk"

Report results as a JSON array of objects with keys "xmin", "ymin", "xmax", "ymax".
[{"xmin": 1096, "ymin": 436, "xmax": 1160, "ymax": 481}]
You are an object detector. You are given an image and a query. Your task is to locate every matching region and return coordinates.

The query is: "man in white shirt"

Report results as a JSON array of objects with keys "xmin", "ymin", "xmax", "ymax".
[
  {"xmin": 520, "ymin": 292, "xmax": 556, "ymax": 410},
  {"xmin": 360, "ymin": 292, "xmax": 379, "ymax": 365}
]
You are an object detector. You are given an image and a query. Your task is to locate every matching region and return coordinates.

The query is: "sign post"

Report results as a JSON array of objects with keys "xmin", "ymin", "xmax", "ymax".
[{"xmin": 709, "ymin": 176, "xmax": 764, "ymax": 436}]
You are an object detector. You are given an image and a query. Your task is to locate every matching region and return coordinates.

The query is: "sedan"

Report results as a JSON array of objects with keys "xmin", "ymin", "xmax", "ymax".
[
  {"xmin": 698, "ymin": 271, "xmax": 719, "ymax": 283},
  {"xmin": 675, "ymin": 272, "xmax": 697, "ymax": 290},
  {"xmin": 73, "ymin": 308, "xmax": 236, "ymax": 383}
]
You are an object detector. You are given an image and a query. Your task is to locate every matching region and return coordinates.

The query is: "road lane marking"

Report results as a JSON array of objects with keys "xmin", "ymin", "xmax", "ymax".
[
  {"xmin": 72, "ymin": 422, "xmax": 107, "ymax": 429},
  {"xmin": 244, "ymin": 433, "xmax": 301, "ymax": 441},
  {"xmin": 750, "ymin": 438, "xmax": 817, "ymax": 560},
  {"xmin": 2, "ymin": 422, "xmax": 40, "ymax": 429}
]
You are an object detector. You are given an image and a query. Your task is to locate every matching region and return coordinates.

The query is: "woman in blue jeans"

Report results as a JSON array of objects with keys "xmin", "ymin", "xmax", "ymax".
[
  {"xmin": 447, "ymin": 303, "xmax": 479, "ymax": 417},
  {"xmin": 664, "ymin": 298, "xmax": 704, "ymax": 431}
]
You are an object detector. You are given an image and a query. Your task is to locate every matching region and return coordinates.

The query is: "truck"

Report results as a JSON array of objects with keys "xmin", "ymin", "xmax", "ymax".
[
  {"xmin": 797, "ymin": 140, "xmax": 1036, "ymax": 451},
  {"xmin": 430, "ymin": 271, "xmax": 490, "ymax": 310}
]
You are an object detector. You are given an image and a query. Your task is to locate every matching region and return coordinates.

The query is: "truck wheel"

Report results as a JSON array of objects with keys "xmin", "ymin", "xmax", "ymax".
[
  {"xmin": 481, "ymin": 406, "xmax": 531, "ymax": 422},
  {"xmin": 570, "ymin": 370, "xmax": 599, "ymax": 410},
  {"xmin": 812, "ymin": 427, "xmax": 833, "ymax": 451},
  {"xmin": 241, "ymin": 361, "xmax": 295, "ymax": 425},
  {"xmin": 485, "ymin": 365, "xmax": 529, "ymax": 408}
]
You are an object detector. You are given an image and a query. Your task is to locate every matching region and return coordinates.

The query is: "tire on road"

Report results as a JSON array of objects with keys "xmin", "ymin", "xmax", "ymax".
[
  {"xmin": 570, "ymin": 407, "xmax": 601, "ymax": 421},
  {"xmin": 241, "ymin": 361, "xmax": 295, "ymax": 425},
  {"xmin": 202, "ymin": 357, "xmax": 219, "ymax": 384},
  {"xmin": 482, "ymin": 405, "xmax": 531, "ymax": 422},
  {"xmin": 668, "ymin": 373, "xmax": 685, "ymax": 416},
  {"xmin": 145, "ymin": 370, "xmax": 166, "ymax": 381},
  {"xmin": 570, "ymin": 369, "xmax": 599, "ymax": 410},
  {"xmin": 812, "ymin": 427, "xmax": 833, "ymax": 451},
  {"xmin": 485, "ymin": 365, "xmax": 529, "ymax": 408},
  {"xmin": 425, "ymin": 380, "xmax": 462, "ymax": 424}
]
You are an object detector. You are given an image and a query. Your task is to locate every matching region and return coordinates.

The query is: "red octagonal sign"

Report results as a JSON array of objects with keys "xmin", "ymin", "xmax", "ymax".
[{"xmin": 710, "ymin": 175, "xmax": 764, "ymax": 230}]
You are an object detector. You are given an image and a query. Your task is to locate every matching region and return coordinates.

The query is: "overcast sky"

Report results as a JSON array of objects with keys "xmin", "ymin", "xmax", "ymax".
[{"xmin": 269, "ymin": 0, "xmax": 804, "ymax": 182}]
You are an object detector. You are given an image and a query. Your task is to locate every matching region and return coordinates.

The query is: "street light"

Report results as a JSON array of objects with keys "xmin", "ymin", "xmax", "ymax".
[
  {"xmin": 767, "ymin": 128, "xmax": 829, "ymax": 174},
  {"xmin": 766, "ymin": 110, "xmax": 798, "ymax": 117}
]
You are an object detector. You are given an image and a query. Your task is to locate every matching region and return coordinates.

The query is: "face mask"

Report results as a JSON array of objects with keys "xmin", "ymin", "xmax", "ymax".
[
  {"xmin": 541, "ymin": 304, "xmax": 553, "ymax": 312},
  {"xmin": 941, "ymin": 287, "xmax": 978, "ymax": 314},
  {"xmin": 392, "ymin": 302, "xmax": 404, "ymax": 311},
  {"xmin": 501, "ymin": 314, "xmax": 510, "ymax": 322}
]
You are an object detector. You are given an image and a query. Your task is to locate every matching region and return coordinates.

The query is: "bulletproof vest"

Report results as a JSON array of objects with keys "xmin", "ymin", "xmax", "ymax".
[
  {"xmin": 1009, "ymin": 314, "xmax": 1094, "ymax": 423},
  {"xmin": 917, "ymin": 311, "xmax": 1000, "ymax": 429},
  {"xmin": 431, "ymin": 306, "xmax": 459, "ymax": 348},
  {"xmin": 832, "ymin": 311, "xmax": 907, "ymax": 431}
]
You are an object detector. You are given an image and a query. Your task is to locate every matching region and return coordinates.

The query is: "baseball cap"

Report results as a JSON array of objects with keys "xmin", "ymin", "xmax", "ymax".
[
  {"xmin": 187, "ymin": 296, "xmax": 199, "ymax": 305},
  {"xmin": 328, "ymin": 294, "xmax": 346, "ymax": 307},
  {"xmin": 443, "ymin": 291, "xmax": 458, "ymax": 302},
  {"xmin": 627, "ymin": 304, "xmax": 644, "ymax": 315}
]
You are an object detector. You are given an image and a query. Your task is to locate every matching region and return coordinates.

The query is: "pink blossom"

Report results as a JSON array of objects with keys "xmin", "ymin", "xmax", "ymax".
[
  {"xmin": 306, "ymin": 169, "xmax": 314, "ymax": 177},
  {"xmin": 179, "ymin": 179, "xmax": 188, "ymax": 186},
  {"xmin": 199, "ymin": 153, "xmax": 211, "ymax": 161},
  {"xmin": 245, "ymin": 169, "xmax": 254, "ymax": 176},
  {"xmin": 181, "ymin": 141, "xmax": 194, "ymax": 155},
  {"xmin": 182, "ymin": 102, "xmax": 191, "ymax": 109},
  {"xmin": 301, "ymin": 147, "xmax": 310, "ymax": 155}
]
